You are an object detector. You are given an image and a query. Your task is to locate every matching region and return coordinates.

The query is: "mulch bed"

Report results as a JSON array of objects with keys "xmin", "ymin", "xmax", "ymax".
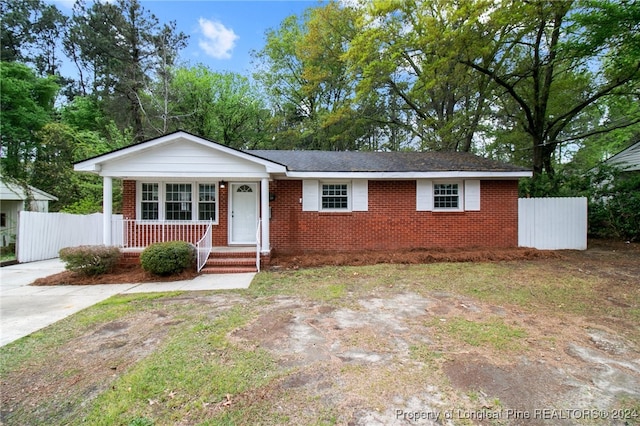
[
  {"xmin": 268, "ymin": 247, "xmax": 562, "ymax": 269},
  {"xmin": 32, "ymin": 264, "xmax": 199, "ymax": 286}
]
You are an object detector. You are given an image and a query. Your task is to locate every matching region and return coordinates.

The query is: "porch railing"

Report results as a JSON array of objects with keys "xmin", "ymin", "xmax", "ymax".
[
  {"xmin": 114, "ymin": 219, "xmax": 212, "ymax": 249},
  {"xmin": 195, "ymin": 220, "xmax": 213, "ymax": 272},
  {"xmin": 255, "ymin": 219, "xmax": 262, "ymax": 272}
]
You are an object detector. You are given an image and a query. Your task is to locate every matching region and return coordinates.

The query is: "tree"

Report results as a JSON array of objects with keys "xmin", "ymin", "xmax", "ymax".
[
  {"xmin": 454, "ymin": 0, "xmax": 640, "ymax": 182},
  {"xmin": 348, "ymin": 0, "xmax": 495, "ymax": 152},
  {"xmin": 253, "ymin": 3, "xmax": 373, "ymax": 150},
  {"xmin": 0, "ymin": 62, "xmax": 58, "ymax": 180},
  {"xmin": 0, "ymin": 0, "xmax": 68, "ymax": 76},
  {"xmin": 167, "ymin": 66, "xmax": 268, "ymax": 149},
  {"xmin": 66, "ymin": 0, "xmax": 188, "ymax": 142}
]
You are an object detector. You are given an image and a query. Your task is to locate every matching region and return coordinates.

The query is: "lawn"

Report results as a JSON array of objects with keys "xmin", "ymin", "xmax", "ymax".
[{"xmin": 1, "ymin": 244, "xmax": 639, "ymax": 425}]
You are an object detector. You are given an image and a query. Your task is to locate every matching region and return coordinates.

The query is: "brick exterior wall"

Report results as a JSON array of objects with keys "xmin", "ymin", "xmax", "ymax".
[
  {"xmin": 122, "ymin": 179, "xmax": 519, "ymax": 253},
  {"xmin": 268, "ymin": 180, "xmax": 519, "ymax": 253}
]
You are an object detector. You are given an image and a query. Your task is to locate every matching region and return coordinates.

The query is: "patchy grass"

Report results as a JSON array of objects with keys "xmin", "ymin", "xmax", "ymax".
[
  {"xmin": 78, "ymin": 305, "xmax": 279, "ymax": 426},
  {"xmin": 432, "ymin": 317, "xmax": 527, "ymax": 351},
  {"xmin": 2, "ymin": 247, "xmax": 639, "ymax": 425}
]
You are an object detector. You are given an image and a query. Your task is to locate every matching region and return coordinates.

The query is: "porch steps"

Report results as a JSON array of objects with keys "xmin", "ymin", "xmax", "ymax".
[{"xmin": 201, "ymin": 251, "xmax": 258, "ymax": 274}]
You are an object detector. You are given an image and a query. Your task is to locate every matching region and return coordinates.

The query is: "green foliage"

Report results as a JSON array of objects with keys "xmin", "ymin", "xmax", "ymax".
[
  {"xmin": 166, "ymin": 66, "xmax": 268, "ymax": 148},
  {"xmin": 139, "ymin": 241, "xmax": 195, "ymax": 276},
  {"xmin": 0, "ymin": 61, "xmax": 58, "ymax": 180},
  {"xmin": 128, "ymin": 417, "xmax": 154, "ymax": 426},
  {"xmin": 59, "ymin": 245, "xmax": 121, "ymax": 276},
  {"xmin": 1, "ymin": 0, "xmax": 68, "ymax": 76},
  {"xmin": 60, "ymin": 197, "xmax": 103, "ymax": 215},
  {"xmin": 520, "ymin": 162, "xmax": 640, "ymax": 241},
  {"xmin": 587, "ymin": 168, "xmax": 640, "ymax": 241},
  {"xmin": 66, "ymin": 0, "xmax": 188, "ymax": 141}
]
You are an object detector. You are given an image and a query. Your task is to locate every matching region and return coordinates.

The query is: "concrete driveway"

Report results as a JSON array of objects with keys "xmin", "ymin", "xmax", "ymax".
[{"xmin": 0, "ymin": 259, "xmax": 255, "ymax": 347}]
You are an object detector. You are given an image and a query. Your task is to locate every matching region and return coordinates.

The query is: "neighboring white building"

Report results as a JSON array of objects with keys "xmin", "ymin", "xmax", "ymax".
[
  {"xmin": 604, "ymin": 141, "xmax": 640, "ymax": 172},
  {"xmin": 0, "ymin": 178, "xmax": 58, "ymax": 247}
]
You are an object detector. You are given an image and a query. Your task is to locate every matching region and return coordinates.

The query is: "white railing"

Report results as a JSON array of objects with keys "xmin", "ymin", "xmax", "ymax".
[
  {"xmin": 195, "ymin": 220, "xmax": 213, "ymax": 272},
  {"xmin": 255, "ymin": 219, "xmax": 262, "ymax": 272},
  {"xmin": 115, "ymin": 219, "xmax": 212, "ymax": 249}
]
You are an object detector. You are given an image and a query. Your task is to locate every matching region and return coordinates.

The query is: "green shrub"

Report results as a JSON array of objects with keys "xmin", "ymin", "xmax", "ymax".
[
  {"xmin": 139, "ymin": 241, "xmax": 196, "ymax": 276},
  {"xmin": 59, "ymin": 245, "xmax": 121, "ymax": 276}
]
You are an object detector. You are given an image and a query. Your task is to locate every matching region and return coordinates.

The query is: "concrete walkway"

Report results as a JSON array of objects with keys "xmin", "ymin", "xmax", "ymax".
[{"xmin": 0, "ymin": 258, "xmax": 255, "ymax": 347}]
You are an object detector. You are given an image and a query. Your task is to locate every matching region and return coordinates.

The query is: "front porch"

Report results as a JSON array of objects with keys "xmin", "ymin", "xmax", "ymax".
[
  {"xmin": 100, "ymin": 172, "xmax": 275, "ymax": 273},
  {"xmin": 119, "ymin": 242, "xmax": 268, "ymax": 274}
]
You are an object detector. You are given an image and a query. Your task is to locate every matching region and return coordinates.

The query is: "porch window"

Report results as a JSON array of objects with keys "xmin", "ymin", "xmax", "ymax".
[
  {"xmin": 165, "ymin": 183, "xmax": 192, "ymax": 220},
  {"xmin": 321, "ymin": 183, "xmax": 349, "ymax": 210},
  {"xmin": 138, "ymin": 181, "xmax": 218, "ymax": 222},
  {"xmin": 198, "ymin": 183, "xmax": 216, "ymax": 221},
  {"xmin": 433, "ymin": 183, "xmax": 459, "ymax": 209},
  {"xmin": 141, "ymin": 183, "xmax": 159, "ymax": 220}
]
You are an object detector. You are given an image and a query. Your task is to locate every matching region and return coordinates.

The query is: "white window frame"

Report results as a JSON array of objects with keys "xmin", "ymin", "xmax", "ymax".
[
  {"xmin": 320, "ymin": 181, "xmax": 351, "ymax": 212},
  {"xmin": 136, "ymin": 181, "xmax": 219, "ymax": 223},
  {"xmin": 432, "ymin": 181, "xmax": 463, "ymax": 212}
]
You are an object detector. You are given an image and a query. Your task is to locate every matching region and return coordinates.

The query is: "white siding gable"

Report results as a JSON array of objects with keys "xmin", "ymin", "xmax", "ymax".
[{"xmin": 100, "ymin": 139, "xmax": 269, "ymax": 178}]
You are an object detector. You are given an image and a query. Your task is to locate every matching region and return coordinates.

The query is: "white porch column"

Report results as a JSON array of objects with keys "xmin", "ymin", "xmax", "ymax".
[
  {"xmin": 103, "ymin": 176, "xmax": 112, "ymax": 245},
  {"xmin": 260, "ymin": 178, "xmax": 270, "ymax": 253}
]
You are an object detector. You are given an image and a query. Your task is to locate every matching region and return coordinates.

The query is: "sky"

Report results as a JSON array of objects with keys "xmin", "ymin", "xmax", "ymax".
[{"xmin": 51, "ymin": 0, "xmax": 323, "ymax": 76}]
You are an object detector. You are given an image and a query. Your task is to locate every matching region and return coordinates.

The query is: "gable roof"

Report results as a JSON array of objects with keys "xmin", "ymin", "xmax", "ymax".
[{"xmin": 74, "ymin": 131, "xmax": 287, "ymax": 177}]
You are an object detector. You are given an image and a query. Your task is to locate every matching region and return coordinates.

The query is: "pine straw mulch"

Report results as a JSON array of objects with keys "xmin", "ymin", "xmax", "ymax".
[
  {"xmin": 32, "ymin": 264, "xmax": 199, "ymax": 286},
  {"xmin": 267, "ymin": 246, "xmax": 562, "ymax": 269}
]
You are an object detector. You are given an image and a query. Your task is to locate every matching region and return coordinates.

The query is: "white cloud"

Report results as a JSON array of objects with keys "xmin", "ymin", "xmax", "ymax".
[{"xmin": 197, "ymin": 18, "xmax": 238, "ymax": 60}]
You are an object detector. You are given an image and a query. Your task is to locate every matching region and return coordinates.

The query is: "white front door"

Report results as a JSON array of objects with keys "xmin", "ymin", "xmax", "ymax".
[{"xmin": 230, "ymin": 183, "xmax": 258, "ymax": 244}]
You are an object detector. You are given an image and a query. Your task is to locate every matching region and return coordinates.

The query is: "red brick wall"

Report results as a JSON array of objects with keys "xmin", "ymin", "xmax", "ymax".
[
  {"xmin": 122, "ymin": 179, "xmax": 519, "ymax": 252},
  {"xmin": 122, "ymin": 180, "xmax": 136, "ymax": 219},
  {"xmin": 268, "ymin": 180, "xmax": 519, "ymax": 253}
]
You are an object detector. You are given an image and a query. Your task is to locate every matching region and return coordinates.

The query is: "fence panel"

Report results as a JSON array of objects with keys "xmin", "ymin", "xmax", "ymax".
[
  {"xmin": 518, "ymin": 197, "xmax": 587, "ymax": 250},
  {"xmin": 16, "ymin": 212, "xmax": 122, "ymax": 262}
]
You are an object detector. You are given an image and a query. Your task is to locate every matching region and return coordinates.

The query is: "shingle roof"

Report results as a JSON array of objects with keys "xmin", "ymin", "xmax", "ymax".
[{"xmin": 247, "ymin": 150, "xmax": 529, "ymax": 173}]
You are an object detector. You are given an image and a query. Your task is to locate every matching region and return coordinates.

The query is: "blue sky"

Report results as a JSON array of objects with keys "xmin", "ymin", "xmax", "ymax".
[{"xmin": 52, "ymin": 0, "xmax": 323, "ymax": 76}]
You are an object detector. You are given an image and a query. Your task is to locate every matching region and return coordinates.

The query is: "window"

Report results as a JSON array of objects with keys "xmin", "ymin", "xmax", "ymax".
[
  {"xmin": 433, "ymin": 183, "xmax": 459, "ymax": 209},
  {"xmin": 321, "ymin": 183, "xmax": 349, "ymax": 210},
  {"xmin": 138, "ymin": 182, "xmax": 218, "ymax": 222},
  {"xmin": 198, "ymin": 183, "xmax": 216, "ymax": 221},
  {"xmin": 141, "ymin": 183, "xmax": 159, "ymax": 220},
  {"xmin": 165, "ymin": 183, "xmax": 192, "ymax": 220}
]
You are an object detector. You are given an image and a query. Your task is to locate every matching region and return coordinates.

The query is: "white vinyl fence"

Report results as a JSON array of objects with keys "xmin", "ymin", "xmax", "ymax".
[
  {"xmin": 518, "ymin": 197, "xmax": 587, "ymax": 250},
  {"xmin": 17, "ymin": 211, "xmax": 122, "ymax": 262}
]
